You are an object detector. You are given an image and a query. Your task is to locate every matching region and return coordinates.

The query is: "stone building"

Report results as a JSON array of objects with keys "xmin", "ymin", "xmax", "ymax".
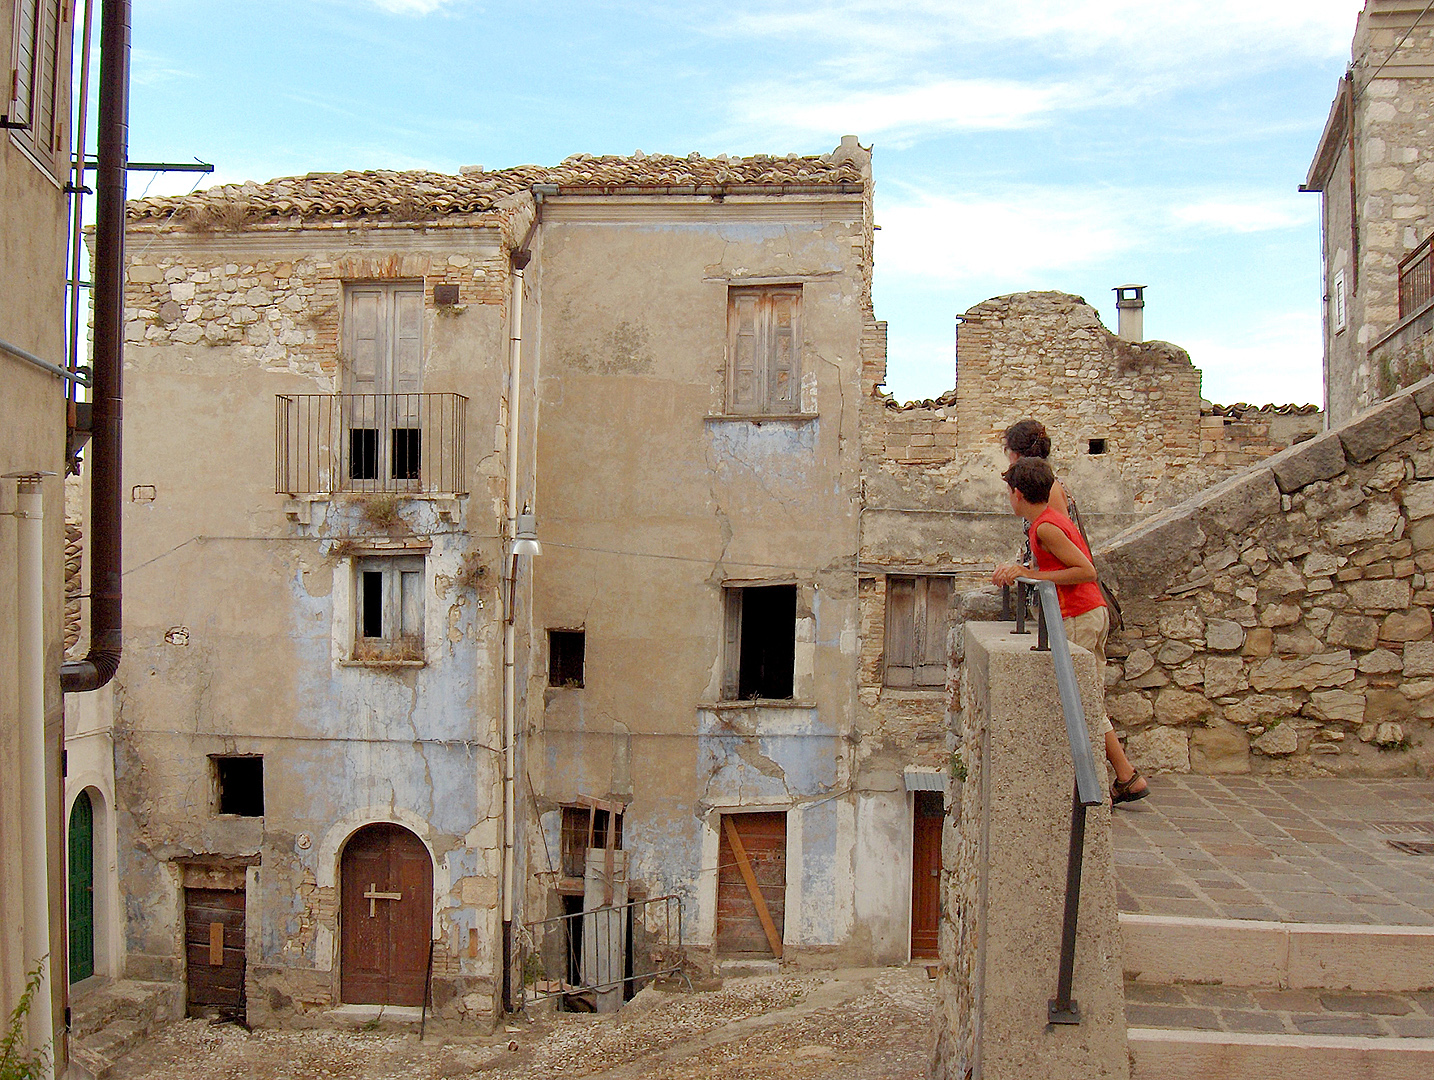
[{"xmin": 1306, "ymin": 0, "xmax": 1434, "ymax": 424}]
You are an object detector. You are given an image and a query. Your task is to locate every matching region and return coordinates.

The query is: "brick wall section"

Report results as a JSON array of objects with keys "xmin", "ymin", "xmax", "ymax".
[{"xmin": 1099, "ymin": 377, "xmax": 1434, "ymax": 777}]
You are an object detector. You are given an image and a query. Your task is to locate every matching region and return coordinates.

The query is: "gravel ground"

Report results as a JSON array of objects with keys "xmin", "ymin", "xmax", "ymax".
[{"xmin": 107, "ymin": 967, "xmax": 935, "ymax": 1080}]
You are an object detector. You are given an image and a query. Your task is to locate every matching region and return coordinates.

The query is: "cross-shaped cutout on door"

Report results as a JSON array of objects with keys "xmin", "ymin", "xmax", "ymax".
[{"xmin": 364, "ymin": 882, "xmax": 402, "ymax": 917}]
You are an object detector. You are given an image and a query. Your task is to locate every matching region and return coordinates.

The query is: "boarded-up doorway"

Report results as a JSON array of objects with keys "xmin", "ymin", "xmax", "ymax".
[
  {"xmin": 184, "ymin": 887, "xmax": 246, "ymax": 1020},
  {"xmin": 715, "ymin": 811, "xmax": 786, "ymax": 958},
  {"xmin": 340, "ymin": 823, "xmax": 433, "ymax": 1006},
  {"xmin": 910, "ymin": 791, "xmax": 942, "ymax": 959}
]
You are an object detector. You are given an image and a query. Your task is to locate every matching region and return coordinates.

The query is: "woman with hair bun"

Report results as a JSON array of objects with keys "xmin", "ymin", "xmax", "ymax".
[{"xmin": 997, "ymin": 418, "xmax": 1149, "ymax": 804}]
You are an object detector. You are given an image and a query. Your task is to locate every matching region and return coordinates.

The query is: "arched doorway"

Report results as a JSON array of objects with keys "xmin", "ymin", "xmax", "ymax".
[
  {"xmin": 340, "ymin": 823, "xmax": 433, "ymax": 1006},
  {"xmin": 69, "ymin": 790, "xmax": 95, "ymax": 983}
]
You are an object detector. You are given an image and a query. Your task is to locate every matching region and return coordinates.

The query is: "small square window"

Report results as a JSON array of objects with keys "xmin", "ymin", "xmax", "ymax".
[
  {"xmin": 214, "ymin": 756, "xmax": 264, "ymax": 817},
  {"xmin": 354, "ymin": 555, "xmax": 424, "ymax": 661},
  {"xmin": 723, "ymin": 585, "xmax": 796, "ymax": 700},
  {"xmin": 1088, "ymin": 438, "xmax": 1107, "ymax": 455},
  {"xmin": 549, "ymin": 629, "xmax": 585, "ymax": 688}
]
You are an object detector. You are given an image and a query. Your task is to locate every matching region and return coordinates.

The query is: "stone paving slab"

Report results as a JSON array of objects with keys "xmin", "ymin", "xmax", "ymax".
[
  {"xmin": 1125, "ymin": 980, "xmax": 1434, "ymax": 1038},
  {"xmin": 1113, "ymin": 776, "xmax": 1434, "ymax": 924}
]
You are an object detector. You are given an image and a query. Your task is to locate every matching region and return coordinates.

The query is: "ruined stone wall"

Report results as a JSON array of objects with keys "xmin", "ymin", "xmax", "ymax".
[{"xmin": 1099, "ymin": 379, "xmax": 1434, "ymax": 777}]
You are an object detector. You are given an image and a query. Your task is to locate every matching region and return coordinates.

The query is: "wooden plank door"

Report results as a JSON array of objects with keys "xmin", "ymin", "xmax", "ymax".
[
  {"xmin": 715, "ymin": 812, "xmax": 786, "ymax": 958},
  {"xmin": 68, "ymin": 790, "xmax": 94, "ymax": 982},
  {"xmin": 910, "ymin": 792, "xmax": 943, "ymax": 959},
  {"xmin": 184, "ymin": 888, "xmax": 246, "ymax": 1020},
  {"xmin": 340, "ymin": 824, "xmax": 433, "ymax": 1006}
]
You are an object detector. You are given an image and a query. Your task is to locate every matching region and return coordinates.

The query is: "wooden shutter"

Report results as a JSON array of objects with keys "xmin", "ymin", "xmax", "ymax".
[
  {"xmin": 729, "ymin": 292, "xmax": 759, "ymax": 413},
  {"xmin": 11, "ymin": 1, "xmax": 40, "ymax": 127},
  {"xmin": 884, "ymin": 577, "xmax": 916, "ymax": 687},
  {"xmin": 915, "ymin": 577, "xmax": 953, "ymax": 687},
  {"xmin": 391, "ymin": 287, "xmax": 424, "ymax": 430},
  {"xmin": 347, "ymin": 287, "xmax": 384, "ymax": 395},
  {"xmin": 721, "ymin": 588, "xmax": 743, "ymax": 700},
  {"xmin": 766, "ymin": 290, "xmax": 799, "ymax": 412},
  {"xmin": 34, "ymin": 0, "xmax": 60, "ymax": 149}
]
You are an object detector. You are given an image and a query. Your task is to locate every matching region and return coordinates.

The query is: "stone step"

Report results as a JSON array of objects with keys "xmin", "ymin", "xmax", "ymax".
[
  {"xmin": 69, "ymin": 1018, "xmax": 143, "ymax": 1080},
  {"xmin": 1121, "ymin": 913, "xmax": 1434, "ymax": 992},
  {"xmin": 1129, "ymin": 1028, "xmax": 1434, "ymax": 1080},
  {"xmin": 68, "ymin": 979, "xmax": 183, "ymax": 1079}
]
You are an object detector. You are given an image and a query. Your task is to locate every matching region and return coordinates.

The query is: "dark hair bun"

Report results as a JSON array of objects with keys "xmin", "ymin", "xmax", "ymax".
[{"xmin": 1003, "ymin": 419, "xmax": 1051, "ymax": 459}]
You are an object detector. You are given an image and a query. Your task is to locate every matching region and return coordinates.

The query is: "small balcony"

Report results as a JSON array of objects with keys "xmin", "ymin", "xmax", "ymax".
[
  {"xmin": 1400, "ymin": 233, "xmax": 1434, "ymax": 321},
  {"xmin": 276, "ymin": 393, "xmax": 468, "ymax": 496}
]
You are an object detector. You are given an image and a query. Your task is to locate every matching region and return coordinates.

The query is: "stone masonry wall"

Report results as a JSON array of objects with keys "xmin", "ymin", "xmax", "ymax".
[{"xmin": 1099, "ymin": 378, "xmax": 1434, "ymax": 778}]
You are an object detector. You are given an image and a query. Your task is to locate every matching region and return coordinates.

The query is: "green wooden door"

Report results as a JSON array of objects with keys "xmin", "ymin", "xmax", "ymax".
[{"xmin": 69, "ymin": 790, "xmax": 94, "ymax": 982}]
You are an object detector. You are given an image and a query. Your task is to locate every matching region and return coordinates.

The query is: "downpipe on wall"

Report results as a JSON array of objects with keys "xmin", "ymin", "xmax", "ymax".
[{"xmin": 501, "ymin": 260, "xmax": 526, "ymax": 1012}]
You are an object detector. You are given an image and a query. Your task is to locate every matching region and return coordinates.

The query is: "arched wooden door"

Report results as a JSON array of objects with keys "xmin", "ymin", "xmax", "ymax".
[
  {"xmin": 68, "ymin": 790, "xmax": 95, "ymax": 982},
  {"xmin": 340, "ymin": 824, "xmax": 433, "ymax": 1006}
]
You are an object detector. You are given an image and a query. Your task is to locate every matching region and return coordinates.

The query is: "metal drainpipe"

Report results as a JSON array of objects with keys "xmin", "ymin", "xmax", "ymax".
[
  {"xmin": 61, "ymin": 0, "xmax": 129, "ymax": 694},
  {"xmin": 12, "ymin": 476, "xmax": 54, "ymax": 1075},
  {"xmin": 501, "ymin": 258, "xmax": 524, "ymax": 1012}
]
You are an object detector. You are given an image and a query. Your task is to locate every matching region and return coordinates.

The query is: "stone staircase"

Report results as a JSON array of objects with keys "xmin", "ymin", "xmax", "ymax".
[
  {"xmin": 67, "ymin": 978, "xmax": 183, "ymax": 1080},
  {"xmin": 1122, "ymin": 914, "xmax": 1434, "ymax": 1078}
]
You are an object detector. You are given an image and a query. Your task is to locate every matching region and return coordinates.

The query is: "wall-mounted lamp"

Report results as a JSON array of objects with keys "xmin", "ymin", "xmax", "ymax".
[{"xmin": 509, "ymin": 509, "xmax": 541, "ymax": 557}]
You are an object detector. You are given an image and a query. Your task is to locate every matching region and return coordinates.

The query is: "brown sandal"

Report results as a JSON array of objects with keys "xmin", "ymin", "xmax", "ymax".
[{"xmin": 1112, "ymin": 769, "xmax": 1149, "ymax": 805}]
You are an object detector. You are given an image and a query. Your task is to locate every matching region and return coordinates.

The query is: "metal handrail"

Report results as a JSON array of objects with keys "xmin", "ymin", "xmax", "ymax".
[{"xmin": 1000, "ymin": 578, "xmax": 1105, "ymax": 1026}]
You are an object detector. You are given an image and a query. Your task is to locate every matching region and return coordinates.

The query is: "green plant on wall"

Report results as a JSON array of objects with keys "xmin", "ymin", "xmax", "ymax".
[{"xmin": 0, "ymin": 960, "xmax": 50, "ymax": 1080}]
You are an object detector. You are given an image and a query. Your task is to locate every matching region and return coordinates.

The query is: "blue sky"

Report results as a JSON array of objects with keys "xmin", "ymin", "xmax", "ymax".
[{"xmin": 118, "ymin": 0, "xmax": 1367, "ymax": 405}]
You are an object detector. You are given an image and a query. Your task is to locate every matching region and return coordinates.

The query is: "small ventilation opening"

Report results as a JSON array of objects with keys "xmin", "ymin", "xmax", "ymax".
[
  {"xmin": 1088, "ymin": 438, "xmax": 1107, "ymax": 455},
  {"xmin": 549, "ymin": 629, "xmax": 586, "ymax": 687},
  {"xmin": 215, "ymin": 756, "xmax": 264, "ymax": 817}
]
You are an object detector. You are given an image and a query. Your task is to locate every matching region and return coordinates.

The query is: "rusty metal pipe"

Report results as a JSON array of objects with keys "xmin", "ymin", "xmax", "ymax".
[{"xmin": 61, "ymin": 0, "xmax": 128, "ymax": 694}]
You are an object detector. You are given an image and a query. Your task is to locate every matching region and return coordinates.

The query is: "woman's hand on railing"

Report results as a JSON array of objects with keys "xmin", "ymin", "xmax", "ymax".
[{"xmin": 991, "ymin": 562, "xmax": 1025, "ymax": 587}]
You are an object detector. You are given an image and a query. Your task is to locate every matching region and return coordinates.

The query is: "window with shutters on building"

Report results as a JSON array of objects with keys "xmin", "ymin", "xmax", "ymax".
[
  {"xmin": 6, "ymin": 0, "xmax": 73, "ymax": 178},
  {"xmin": 884, "ymin": 576, "xmax": 953, "ymax": 688},
  {"xmin": 354, "ymin": 555, "xmax": 425, "ymax": 662},
  {"xmin": 727, "ymin": 286, "xmax": 802, "ymax": 415},
  {"xmin": 343, "ymin": 283, "xmax": 425, "ymax": 487},
  {"xmin": 722, "ymin": 584, "xmax": 797, "ymax": 700}
]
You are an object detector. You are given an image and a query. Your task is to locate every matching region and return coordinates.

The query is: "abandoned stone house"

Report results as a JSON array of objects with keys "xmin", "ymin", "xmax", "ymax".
[
  {"xmin": 70, "ymin": 124, "xmax": 1340, "ymax": 1030},
  {"xmin": 1307, "ymin": 0, "xmax": 1434, "ymax": 424}
]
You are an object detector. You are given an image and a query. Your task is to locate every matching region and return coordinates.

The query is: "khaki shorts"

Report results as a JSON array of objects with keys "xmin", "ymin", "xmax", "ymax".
[{"xmin": 1064, "ymin": 605, "xmax": 1113, "ymax": 735}]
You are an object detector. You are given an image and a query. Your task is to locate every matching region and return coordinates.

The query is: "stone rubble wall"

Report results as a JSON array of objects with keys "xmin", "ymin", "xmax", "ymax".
[{"xmin": 1099, "ymin": 377, "xmax": 1434, "ymax": 777}]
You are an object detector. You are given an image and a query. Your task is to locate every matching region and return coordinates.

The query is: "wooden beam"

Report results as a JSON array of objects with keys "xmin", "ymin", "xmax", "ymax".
[
  {"xmin": 722, "ymin": 816, "xmax": 783, "ymax": 959},
  {"xmin": 208, "ymin": 921, "xmax": 224, "ymax": 966}
]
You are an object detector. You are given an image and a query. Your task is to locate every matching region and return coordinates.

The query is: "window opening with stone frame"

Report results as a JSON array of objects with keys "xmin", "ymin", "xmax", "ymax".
[
  {"xmin": 355, "ymin": 555, "xmax": 424, "ymax": 662},
  {"xmin": 727, "ymin": 286, "xmax": 801, "ymax": 415},
  {"xmin": 884, "ymin": 576, "xmax": 953, "ymax": 689},
  {"xmin": 549, "ymin": 629, "xmax": 585, "ymax": 688},
  {"xmin": 6, "ymin": 0, "xmax": 72, "ymax": 177},
  {"xmin": 723, "ymin": 584, "xmax": 797, "ymax": 700},
  {"xmin": 344, "ymin": 283, "xmax": 425, "ymax": 488},
  {"xmin": 213, "ymin": 756, "xmax": 264, "ymax": 817}
]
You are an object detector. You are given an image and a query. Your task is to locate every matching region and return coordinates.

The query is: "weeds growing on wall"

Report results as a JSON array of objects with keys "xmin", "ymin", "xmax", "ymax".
[{"xmin": 0, "ymin": 960, "xmax": 50, "ymax": 1080}]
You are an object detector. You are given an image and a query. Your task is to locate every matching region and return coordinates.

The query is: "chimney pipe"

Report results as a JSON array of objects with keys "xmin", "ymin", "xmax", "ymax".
[
  {"xmin": 1113, "ymin": 285, "xmax": 1146, "ymax": 343},
  {"xmin": 61, "ymin": 0, "xmax": 129, "ymax": 694}
]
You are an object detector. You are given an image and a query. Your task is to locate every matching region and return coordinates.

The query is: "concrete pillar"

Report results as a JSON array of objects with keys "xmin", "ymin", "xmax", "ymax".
[{"xmin": 931, "ymin": 622, "xmax": 1127, "ymax": 1080}]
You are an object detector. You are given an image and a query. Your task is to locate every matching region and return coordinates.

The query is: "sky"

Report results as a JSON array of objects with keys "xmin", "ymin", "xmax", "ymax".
[{"xmin": 113, "ymin": 0, "xmax": 1370, "ymax": 406}]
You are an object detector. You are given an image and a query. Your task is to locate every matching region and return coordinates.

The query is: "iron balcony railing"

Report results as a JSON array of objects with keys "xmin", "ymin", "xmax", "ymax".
[
  {"xmin": 1399, "ymin": 233, "xmax": 1434, "ymax": 320},
  {"xmin": 276, "ymin": 393, "xmax": 468, "ymax": 496},
  {"xmin": 1001, "ymin": 578, "xmax": 1104, "ymax": 1026}
]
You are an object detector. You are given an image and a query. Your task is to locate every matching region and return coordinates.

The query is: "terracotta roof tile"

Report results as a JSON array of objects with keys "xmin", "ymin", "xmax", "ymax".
[{"xmin": 127, "ymin": 150, "xmax": 867, "ymax": 223}]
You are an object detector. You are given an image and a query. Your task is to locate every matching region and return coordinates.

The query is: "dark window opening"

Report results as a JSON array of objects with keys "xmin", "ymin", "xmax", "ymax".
[
  {"xmin": 350, "ymin": 428, "xmax": 378, "ymax": 480},
  {"xmin": 1087, "ymin": 438, "xmax": 1107, "ymax": 455},
  {"xmin": 549, "ymin": 630, "xmax": 586, "ymax": 688},
  {"xmin": 361, "ymin": 571, "xmax": 384, "ymax": 638},
  {"xmin": 560, "ymin": 804, "xmax": 624, "ymax": 878},
  {"xmin": 433, "ymin": 283, "xmax": 460, "ymax": 305},
  {"xmin": 215, "ymin": 756, "xmax": 264, "ymax": 817},
  {"xmin": 391, "ymin": 428, "xmax": 421, "ymax": 480},
  {"xmin": 727, "ymin": 585, "xmax": 796, "ymax": 700}
]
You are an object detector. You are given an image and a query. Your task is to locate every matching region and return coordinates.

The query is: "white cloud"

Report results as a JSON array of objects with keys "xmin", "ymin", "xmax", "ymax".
[
  {"xmin": 1170, "ymin": 197, "xmax": 1316, "ymax": 235},
  {"xmin": 368, "ymin": 0, "xmax": 452, "ymax": 13},
  {"xmin": 1181, "ymin": 312, "xmax": 1324, "ymax": 406}
]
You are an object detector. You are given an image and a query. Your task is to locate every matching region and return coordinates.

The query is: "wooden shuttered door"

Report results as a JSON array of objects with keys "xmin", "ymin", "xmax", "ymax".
[
  {"xmin": 184, "ymin": 888, "xmax": 246, "ymax": 1021},
  {"xmin": 340, "ymin": 824, "xmax": 433, "ymax": 1007},
  {"xmin": 715, "ymin": 812, "xmax": 786, "ymax": 958},
  {"xmin": 727, "ymin": 287, "xmax": 801, "ymax": 414},
  {"xmin": 910, "ymin": 792, "xmax": 943, "ymax": 958},
  {"xmin": 885, "ymin": 576, "xmax": 953, "ymax": 688},
  {"xmin": 68, "ymin": 791, "xmax": 95, "ymax": 982}
]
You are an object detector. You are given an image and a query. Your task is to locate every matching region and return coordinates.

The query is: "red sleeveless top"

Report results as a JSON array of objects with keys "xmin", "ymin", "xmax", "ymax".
[{"xmin": 1030, "ymin": 505, "xmax": 1106, "ymax": 619}]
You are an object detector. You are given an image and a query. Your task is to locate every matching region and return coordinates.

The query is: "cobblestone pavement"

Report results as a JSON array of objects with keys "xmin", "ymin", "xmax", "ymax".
[
  {"xmin": 1125, "ymin": 980, "xmax": 1434, "ymax": 1038},
  {"xmin": 106, "ymin": 968, "xmax": 935, "ymax": 1080},
  {"xmin": 1112, "ymin": 775, "xmax": 1434, "ymax": 924}
]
